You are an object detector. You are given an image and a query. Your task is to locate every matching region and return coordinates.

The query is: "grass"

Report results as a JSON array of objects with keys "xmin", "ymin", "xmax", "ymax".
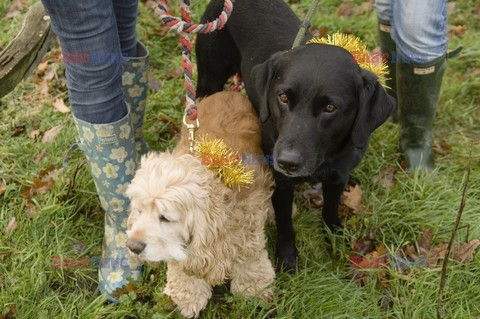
[{"xmin": 1, "ymin": 0, "xmax": 479, "ymax": 318}]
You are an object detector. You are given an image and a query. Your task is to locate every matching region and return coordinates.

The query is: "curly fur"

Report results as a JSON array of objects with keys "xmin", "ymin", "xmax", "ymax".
[{"xmin": 126, "ymin": 92, "xmax": 275, "ymax": 318}]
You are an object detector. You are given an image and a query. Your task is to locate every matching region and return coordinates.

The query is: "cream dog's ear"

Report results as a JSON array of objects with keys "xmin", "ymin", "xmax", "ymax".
[{"xmin": 184, "ymin": 161, "xmax": 234, "ymax": 253}]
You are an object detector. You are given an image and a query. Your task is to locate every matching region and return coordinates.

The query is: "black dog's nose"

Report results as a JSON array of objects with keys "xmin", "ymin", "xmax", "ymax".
[
  {"xmin": 277, "ymin": 150, "xmax": 302, "ymax": 173},
  {"xmin": 126, "ymin": 238, "xmax": 146, "ymax": 255}
]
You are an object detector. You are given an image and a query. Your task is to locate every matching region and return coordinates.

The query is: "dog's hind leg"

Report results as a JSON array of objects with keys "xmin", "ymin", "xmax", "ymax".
[
  {"xmin": 164, "ymin": 264, "xmax": 212, "ymax": 318},
  {"xmin": 196, "ymin": 29, "xmax": 241, "ymax": 97},
  {"xmin": 230, "ymin": 249, "xmax": 275, "ymax": 301}
]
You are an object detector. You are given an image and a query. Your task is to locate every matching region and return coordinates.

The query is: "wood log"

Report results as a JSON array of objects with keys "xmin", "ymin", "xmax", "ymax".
[{"xmin": 0, "ymin": 2, "xmax": 55, "ymax": 99}]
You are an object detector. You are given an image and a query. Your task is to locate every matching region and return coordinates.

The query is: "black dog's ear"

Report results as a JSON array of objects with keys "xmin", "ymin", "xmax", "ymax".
[
  {"xmin": 351, "ymin": 69, "xmax": 396, "ymax": 149},
  {"xmin": 251, "ymin": 57, "xmax": 277, "ymax": 122}
]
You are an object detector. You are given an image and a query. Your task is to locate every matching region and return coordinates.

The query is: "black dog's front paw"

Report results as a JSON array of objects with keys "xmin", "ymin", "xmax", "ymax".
[{"xmin": 276, "ymin": 244, "xmax": 297, "ymax": 273}]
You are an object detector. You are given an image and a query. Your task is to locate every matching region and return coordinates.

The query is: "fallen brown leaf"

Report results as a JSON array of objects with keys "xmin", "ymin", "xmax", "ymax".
[
  {"xmin": 448, "ymin": 24, "xmax": 467, "ymax": 38},
  {"xmin": 447, "ymin": 1, "xmax": 456, "ymax": 13},
  {"xmin": 0, "ymin": 181, "xmax": 5, "ymax": 197},
  {"xmin": 310, "ymin": 26, "xmax": 329, "ymax": 38},
  {"xmin": 343, "ymin": 185, "xmax": 365, "ymax": 213},
  {"xmin": 155, "ymin": 25, "xmax": 171, "ymax": 37},
  {"xmin": 52, "ymin": 98, "xmax": 70, "ymax": 113},
  {"xmin": 433, "ymin": 140, "xmax": 452, "ymax": 155},
  {"xmin": 40, "ymin": 80, "xmax": 49, "ymax": 96},
  {"xmin": 148, "ymin": 76, "xmax": 162, "ymax": 91},
  {"xmin": 353, "ymin": 0, "xmax": 374, "ymax": 15},
  {"xmin": 1, "ymin": 305, "xmax": 16, "ymax": 319},
  {"xmin": 166, "ymin": 68, "xmax": 183, "ymax": 79},
  {"xmin": 29, "ymin": 129, "xmax": 41, "ymax": 139},
  {"xmin": 336, "ymin": 2, "xmax": 354, "ymax": 16},
  {"xmin": 427, "ymin": 239, "xmax": 480, "ymax": 267},
  {"xmin": 36, "ymin": 60, "xmax": 49, "ymax": 75},
  {"xmin": 5, "ymin": 217, "xmax": 17, "ymax": 237},
  {"xmin": 43, "ymin": 64, "xmax": 57, "ymax": 81},
  {"xmin": 418, "ymin": 228, "xmax": 433, "ymax": 255},
  {"xmin": 72, "ymin": 239, "xmax": 88, "ymax": 255},
  {"xmin": 372, "ymin": 166, "xmax": 396, "ymax": 189},
  {"xmin": 6, "ymin": 0, "xmax": 27, "ymax": 18},
  {"xmin": 41, "ymin": 125, "xmax": 64, "ymax": 143},
  {"xmin": 24, "ymin": 200, "xmax": 38, "ymax": 218},
  {"xmin": 11, "ymin": 124, "xmax": 26, "ymax": 137},
  {"xmin": 302, "ymin": 183, "xmax": 323, "ymax": 208},
  {"xmin": 34, "ymin": 151, "xmax": 49, "ymax": 163},
  {"xmin": 352, "ymin": 238, "xmax": 375, "ymax": 255}
]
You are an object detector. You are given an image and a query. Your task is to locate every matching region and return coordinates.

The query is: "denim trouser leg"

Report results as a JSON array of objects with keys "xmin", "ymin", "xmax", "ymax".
[
  {"xmin": 375, "ymin": 0, "xmax": 448, "ymax": 63},
  {"xmin": 41, "ymin": 0, "xmax": 126, "ymax": 124},
  {"xmin": 112, "ymin": 0, "xmax": 138, "ymax": 58}
]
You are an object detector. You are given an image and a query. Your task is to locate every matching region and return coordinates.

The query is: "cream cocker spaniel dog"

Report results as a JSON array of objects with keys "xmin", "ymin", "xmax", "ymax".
[{"xmin": 126, "ymin": 92, "xmax": 275, "ymax": 318}]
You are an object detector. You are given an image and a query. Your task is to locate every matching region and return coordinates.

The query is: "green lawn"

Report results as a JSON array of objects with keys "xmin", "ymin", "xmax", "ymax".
[{"xmin": 1, "ymin": 0, "xmax": 479, "ymax": 318}]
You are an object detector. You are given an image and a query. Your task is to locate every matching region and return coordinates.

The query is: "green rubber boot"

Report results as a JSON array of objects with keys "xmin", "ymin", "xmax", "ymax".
[
  {"xmin": 122, "ymin": 41, "xmax": 150, "ymax": 156},
  {"xmin": 397, "ymin": 55, "xmax": 447, "ymax": 171},
  {"xmin": 73, "ymin": 109, "xmax": 142, "ymax": 302},
  {"xmin": 378, "ymin": 19, "xmax": 398, "ymax": 121}
]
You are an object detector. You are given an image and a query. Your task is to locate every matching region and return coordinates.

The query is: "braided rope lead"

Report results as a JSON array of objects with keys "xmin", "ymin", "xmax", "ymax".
[
  {"xmin": 156, "ymin": 0, "xmax": 234, "ymax": 121},
  {"xmin": 292, "ymin": 0, "xmax": 319, "ymax": 49}
]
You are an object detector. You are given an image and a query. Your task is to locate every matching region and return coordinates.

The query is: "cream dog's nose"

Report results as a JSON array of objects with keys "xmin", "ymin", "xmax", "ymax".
[{"xmin": 126, "ymin": 238, "xmax": 146, "ymax": 255}]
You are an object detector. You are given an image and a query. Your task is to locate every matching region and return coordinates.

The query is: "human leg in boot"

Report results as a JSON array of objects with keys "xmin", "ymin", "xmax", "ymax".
[
  {"xmin": 389, "ymin": 0, "xmax": 448, "ymax": 170},
  {"xmin": 113, "ymin": 0, "xmax": 150, "ymax": 156},
  {"xmin": 41, "ymin": 0, "xmax": 143, "ymax": 301},
  {"xmin": 375, "ymin": 0, "xmax": 398, "ymax": 121}
]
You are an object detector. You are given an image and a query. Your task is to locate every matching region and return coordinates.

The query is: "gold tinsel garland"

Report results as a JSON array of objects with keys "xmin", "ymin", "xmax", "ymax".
[
  {"xmin": 195, "ymin": 136, "xmax": 254, "ymax": 188},
  {"xmin": 307, "ymin": 32, "xmax": 389, "ymax": 86}
]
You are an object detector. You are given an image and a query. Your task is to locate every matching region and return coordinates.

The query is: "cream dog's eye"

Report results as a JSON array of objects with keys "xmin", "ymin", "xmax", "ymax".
[{"xmin": 159, "ymin": 215, "xmax": 170, "ymax": 223}]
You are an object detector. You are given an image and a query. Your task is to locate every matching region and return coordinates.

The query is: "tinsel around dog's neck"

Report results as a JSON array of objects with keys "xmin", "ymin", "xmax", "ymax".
[
  {"xmin": 307, "ymin": 32, "xmax": 389, "ymax": 86},
  {"xmin": 195, "ymin": 136, "xmax": 254, "ymax": 188}
]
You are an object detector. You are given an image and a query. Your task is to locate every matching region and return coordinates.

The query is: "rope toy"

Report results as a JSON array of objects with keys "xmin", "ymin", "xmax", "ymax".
[
  {"xmin": 307, "ymin": 32, "xmax": 389, "ymax": 85},
  {"xmin": 157, "ymin": 0, "xmax": 252, "ymax": 188}
]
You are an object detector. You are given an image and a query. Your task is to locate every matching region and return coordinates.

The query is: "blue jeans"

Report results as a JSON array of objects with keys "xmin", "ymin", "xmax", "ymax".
[
  {"xmin": 41, "ymin": 0, "xmax": 138, "ymax": 124},
  {"xmin": 375, "ymin": 0, "xmax": 447, "ymax": 63}
]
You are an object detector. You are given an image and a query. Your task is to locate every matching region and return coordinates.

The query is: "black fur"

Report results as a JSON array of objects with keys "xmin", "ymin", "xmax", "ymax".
[{"xmin": 196, "ymin": 0, "xmax": 395, "ymax": 272}]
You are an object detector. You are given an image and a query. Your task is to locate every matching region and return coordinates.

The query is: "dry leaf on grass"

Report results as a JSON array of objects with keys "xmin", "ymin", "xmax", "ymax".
[
  {"xmin": 342, "ymin": 185, "xmax": 365, "ymax": 213},
  {"xmin": 148, "ymin": 76, "xmax": 162, "ymax": 91},
  {"xmin": 52, "ymin": 98, "xmax": 70, "ymax": 113},
  {"xmin": 5, "ymin": 217, "xmax": 17, "ymax": 237},
  {"xmin": 302, "ymin": 183, "xmax": 323, "ymax": 208},
  {"xmin": 350, "ymin": 243, "xmax": 389, "ymax": 287},
  {"xmin": 36, "ymin": 60, "xmax": 49, "ymax": 75},
  {"xmin": 0, "ymin": 305, "xmax": 17, "ymax": 319},
  {"xmin": 336, "ymin": 2, "xmax": 354, "ymax": 16},
  {"xmin": 29, "ymin": 129, "xmax": 41, "ymax": 139},
  {"xmin": 11, "ymin": 124, "xmax": 26, "ymax": 137},
  {"xmin": 448, "ymin": 24, "xmax": 467, "ymax": 38},
  {"xmin": 433, "ymin": 140, "xmax": 452, "ymax": 155},
  {"xmin": 427, "ymin": 240, "xmax": 480, "ymax": 267},
  {"xmin": 34, "ymin": 151, "xmax": 49, "ymax": 163},
  {"xmin": 6, "ymin": 0, "xmax": 27, "ymax": 18},
  {"xmin": 24, "ymin": 200, "xmax": 38, "ymax": 218},
  {"xmin": 372, "ymin": 166, "xmax": 396, "ymax": 189},
  {"xmin": 165, "ymin": 68, "xmax": 183, "ymax": 79},
  {"xmin": 20, "ymin": 165, "xmax": 59, "ymax": 199},
  {"xmin": 72, "ymin": 239, "xmax": 88, "ymax": 255},
  {"xmin": 41, "ymin": 125, "xmax": 64, "ymax": 143},
  {"xmin": 0, "ymin": 181, "xmax": 5, "ymax": 197},
  {"xmin": 447, "ymin": 1, "xmax": 456, "ymax": 13}
]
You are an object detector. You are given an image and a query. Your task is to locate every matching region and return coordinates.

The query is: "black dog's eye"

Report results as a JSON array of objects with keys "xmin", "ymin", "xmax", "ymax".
[
  {"xmin": 159, "ymin": 215, "xmax": 170, "ymax": 223},
  {"xmin": 325, "ymin": 104, "xmax": 336, "ymax": 113},
  {"xmin": 278, "ymin": 93, "xmax": 289, "ymax": 104}
]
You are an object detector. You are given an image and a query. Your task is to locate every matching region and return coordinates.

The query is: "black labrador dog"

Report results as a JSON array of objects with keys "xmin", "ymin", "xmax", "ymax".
[{"xmin": 196, "ymin": 0, "xmax": 395, "ymax": 271}]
